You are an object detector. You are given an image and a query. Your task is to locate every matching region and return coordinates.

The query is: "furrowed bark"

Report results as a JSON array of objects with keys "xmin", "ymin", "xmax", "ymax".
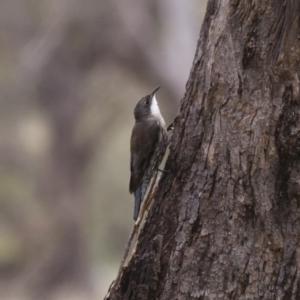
[{"xmin": 106, "ymin": 0, "xmax": 300, "ymax": 299}]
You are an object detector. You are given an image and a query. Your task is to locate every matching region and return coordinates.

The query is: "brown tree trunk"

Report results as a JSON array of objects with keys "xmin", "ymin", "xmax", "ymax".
[{"xmin": 106, "ymin": 0, "xmax": 300, "ymax": 299}]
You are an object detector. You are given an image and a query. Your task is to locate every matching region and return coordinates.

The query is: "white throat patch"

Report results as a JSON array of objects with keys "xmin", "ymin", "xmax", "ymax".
[
  {"xmin": 151, "ymin": 95, "xmax": 161, "ymax": 117},
  {"xmin": 151, "ymin": 95, "xmax": 165, "ymax": 126}
]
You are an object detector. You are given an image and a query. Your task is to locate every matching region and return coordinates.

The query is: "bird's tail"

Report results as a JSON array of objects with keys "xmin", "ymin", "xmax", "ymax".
[
  {"xmin": 133, "ymin": 180, "xmax": 149, "ymax": 221},
  {"xmin": 133, "ymin": 186, "xmax": 142, "ymax": 221}
]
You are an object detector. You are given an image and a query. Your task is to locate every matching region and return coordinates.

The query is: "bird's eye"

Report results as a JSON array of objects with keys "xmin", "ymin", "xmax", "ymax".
[{"xmin": 145, "ymin": 99, "xmax": 150, "ymax": 106}]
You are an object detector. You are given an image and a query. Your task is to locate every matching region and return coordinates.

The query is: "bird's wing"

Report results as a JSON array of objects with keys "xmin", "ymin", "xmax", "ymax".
[{"xmin": 129, "ymin": 120, "xmax": 160, "ymax": 193}]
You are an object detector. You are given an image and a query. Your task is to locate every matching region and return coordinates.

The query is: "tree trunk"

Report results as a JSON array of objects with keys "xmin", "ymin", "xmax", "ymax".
[{"xmin": 106, "ymin": 0, "xmax": 300, "ymax": 299}]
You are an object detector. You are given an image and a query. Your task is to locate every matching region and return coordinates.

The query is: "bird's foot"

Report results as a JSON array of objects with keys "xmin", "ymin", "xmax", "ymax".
[
  {"xmin": 167, "ymin": 122, "xmax": 174, "ymax": 131},
  {"xmin": 158, "ymin": 168, "xmax": 171, "ymax": 174}
]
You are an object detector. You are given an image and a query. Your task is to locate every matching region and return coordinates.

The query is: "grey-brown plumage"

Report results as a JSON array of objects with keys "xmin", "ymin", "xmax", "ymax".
[{"xmin": 129, "ymin": 86, "xmax": 168, "ymax": 221}]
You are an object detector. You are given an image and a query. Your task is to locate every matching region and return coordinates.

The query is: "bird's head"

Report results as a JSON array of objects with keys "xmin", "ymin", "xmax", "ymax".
[{"xmin": 134, "ymin": 86, "xmax": 161, "ymax": 121}]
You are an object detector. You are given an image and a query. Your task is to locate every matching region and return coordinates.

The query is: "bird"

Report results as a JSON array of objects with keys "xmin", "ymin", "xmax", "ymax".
[{"xmin": 129, "ymin": 86, "xmax": 168, "ymax": 221}]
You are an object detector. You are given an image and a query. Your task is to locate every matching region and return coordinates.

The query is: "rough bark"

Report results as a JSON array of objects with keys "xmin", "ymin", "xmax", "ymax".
[{"xmin": 106, "ymin": 0, "xmax": 300, "ymax": 299}]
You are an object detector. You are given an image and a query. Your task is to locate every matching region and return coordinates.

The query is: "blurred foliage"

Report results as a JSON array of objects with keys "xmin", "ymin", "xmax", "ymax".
[{"xmin": 0, "ymin": 0, "xmax": 206, "ymax": 299}]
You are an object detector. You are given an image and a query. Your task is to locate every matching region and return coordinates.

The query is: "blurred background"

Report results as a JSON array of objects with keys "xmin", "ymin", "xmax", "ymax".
[{"xmin": 0, "ymin": 1, "xmax": 206, "ymax": 299}]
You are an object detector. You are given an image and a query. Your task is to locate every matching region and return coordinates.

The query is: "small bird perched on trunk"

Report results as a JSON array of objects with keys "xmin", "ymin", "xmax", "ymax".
[{"xmin": 129, "ymin": 86, "xmax": 168, "ymax": 221}]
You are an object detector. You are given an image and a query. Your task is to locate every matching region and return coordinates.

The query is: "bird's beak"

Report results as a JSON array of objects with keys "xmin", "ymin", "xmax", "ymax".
[{"xmin": 150, "ymin": 86, "xmax": 161, "ymax": 99}]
